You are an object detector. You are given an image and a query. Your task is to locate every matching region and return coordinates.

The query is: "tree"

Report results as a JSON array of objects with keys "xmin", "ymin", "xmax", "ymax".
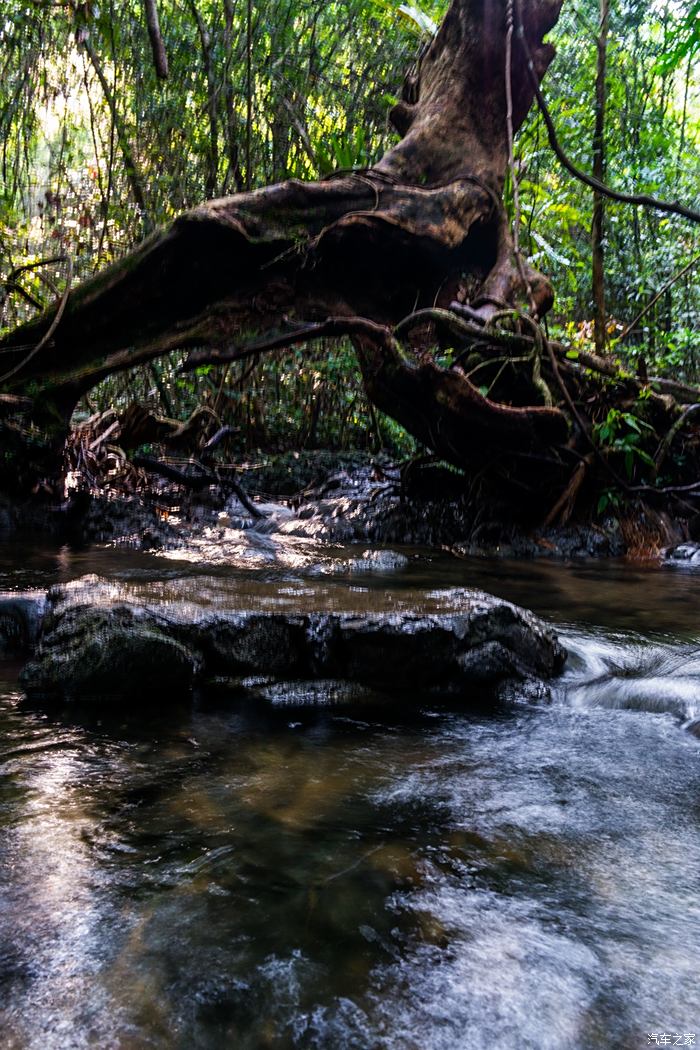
[{"xmin": 0, "ymin": 0, "xmax": 699, "ymax": 521}]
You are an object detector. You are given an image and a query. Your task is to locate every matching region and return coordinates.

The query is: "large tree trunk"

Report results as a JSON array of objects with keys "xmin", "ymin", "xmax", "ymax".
[{"xmin": 6, "ymin": 0, "xmax": 685, "ymax": 524}]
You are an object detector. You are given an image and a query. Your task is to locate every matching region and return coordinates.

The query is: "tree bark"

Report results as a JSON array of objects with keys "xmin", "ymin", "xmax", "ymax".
[{"xmin": 143, "ymin": 0, "xmax": 169, "ymax": 80}]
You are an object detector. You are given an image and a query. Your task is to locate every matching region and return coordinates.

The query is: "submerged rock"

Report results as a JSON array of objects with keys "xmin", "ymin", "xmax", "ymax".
[
  {"xmin": 240, "ymin": 678, "xmax": 391, "ymax": 708},
  {"xmin": 18, "ymin": 576, "xmax": 565, "ymax": 704}
]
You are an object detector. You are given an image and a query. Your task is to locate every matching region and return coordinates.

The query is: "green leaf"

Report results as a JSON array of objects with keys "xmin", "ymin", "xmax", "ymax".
[
  {"xmin": 397, "ymin": 2, "xmax": 437, "ymax": 35},
  {"xmin": 635, "ymin": 448, "xmax": 657, "ymax": 469},
  {"xmin": 529, "ymin": 230, "xmax": 572, "ymax": 266}
]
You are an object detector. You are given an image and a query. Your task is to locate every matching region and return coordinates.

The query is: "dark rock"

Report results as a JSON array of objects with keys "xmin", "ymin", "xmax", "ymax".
[
  {"xmin": 246, "ymin": 678, "xmax": 391, "ymax": 708},
  {"xmin": 20, "ymin": 581, "xmax": 201, "ymax": 701},
  {"xmin": 684, "ymin": 717, "xmax": 700, "ymax": 739},
  {"xmin": 18, "ymin": 576, "xmax": 565, "ymax": 705},
  {"xmin": 0, "ymin": 592, "xmax": 46, "ymax": 655},
  {"xmin": 328, "ymin": 601, "xmax": 563, "ymax": 688},
  {"xmin": 452, "ymin": 520, "xmax": 627, "ymax": 561},
  {"xmin": 195, "ymin": 612, "xmax": 308, "ymax": 675},
  {"xmin": 237, "ymin": 451, "xmax": 373, "ymax": 497},
  {"xmin": 221, "ymin": 462, "xmax": 630, "ymax": 558},
  {"xmin": 0, "ymin": 455, "xmax": 675, "ymax": 560},
  {"xmin": 77, "ymin": 495, "xmax": 178, "ymax": 548}
]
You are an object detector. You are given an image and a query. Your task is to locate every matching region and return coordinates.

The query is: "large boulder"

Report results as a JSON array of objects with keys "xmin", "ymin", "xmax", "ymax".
[{"xmin": 18, "ymin": 576, "xmax": 565, "ymax": 703}]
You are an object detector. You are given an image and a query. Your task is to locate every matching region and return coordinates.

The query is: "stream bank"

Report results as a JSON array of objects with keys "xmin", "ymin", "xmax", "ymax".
[
  {"xmin": 2, "ymin": 450, "xmax": 699, "ymax": 715},
  {"xmin": 1, "ymin": 451, "xmax": 692, "ymax": 563}
]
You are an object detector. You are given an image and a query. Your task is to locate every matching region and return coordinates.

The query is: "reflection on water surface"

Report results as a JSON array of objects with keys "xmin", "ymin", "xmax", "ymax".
[{"xmin": 0, "ymin": 538, "xmax": 699, "ymax": 1048}]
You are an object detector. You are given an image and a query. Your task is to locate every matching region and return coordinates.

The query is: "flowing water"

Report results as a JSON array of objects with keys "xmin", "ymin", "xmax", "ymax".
[{"xmin": 1, "ymin": 537, "xmax": 699, "ymax": 1049}]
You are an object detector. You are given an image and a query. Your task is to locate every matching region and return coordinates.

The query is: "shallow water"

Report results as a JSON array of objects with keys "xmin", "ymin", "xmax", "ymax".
[{"xmin": 1, "ymin": 538, "xmax": 699, "ymax": 1048}]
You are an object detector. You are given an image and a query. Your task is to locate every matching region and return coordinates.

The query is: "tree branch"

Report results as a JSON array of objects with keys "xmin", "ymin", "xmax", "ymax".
[
  {"xmin": 0, "ymin": 260, "xmax": 73, "ymax": 385},
  {"xmin": 182, "ymin": 317, "xmax": 394, "ymax": 371}
]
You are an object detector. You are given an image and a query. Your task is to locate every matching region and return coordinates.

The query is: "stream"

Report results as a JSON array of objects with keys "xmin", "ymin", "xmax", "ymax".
[{"xmin": 0, "ymin": 537, "xmax": 699, "ymax": 1048}]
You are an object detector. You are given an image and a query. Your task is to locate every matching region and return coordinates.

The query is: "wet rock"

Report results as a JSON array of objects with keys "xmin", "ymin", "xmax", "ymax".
[
  {"xmin": 237, "ymin": 451, "xmax": 373, "ymax": 497},
  {"xmin": 0, "ymin": 592, "xmax": 46, "ymax": 655},
  {"xmin": 496, "ymin": 677, "xmax": 553, "ymax": 704},
  {"xmin": 685, "ymin": 717, "xmax": 700, "ymax": 739},
  {"xmin": 328, "ymin": 605, "xmax": 563, "ymax": 689},
  {"xmin": 20, "ymin": 580, "xmax": 200, "ymax": 701},
  {"xmin": 197, "ymin": 612, "xmax": 308, "ymax": 675},
  {"xmin": 217, "ymin": 462, "xmax": 630, "ymax": 558},
  {"xmin": 221, "ymin": 499, "xmax": 295, "ymax": 533},
  {"xmin": 245, "ymin": 678, "xmax": 391, "ymax": 708},
  {"xmin": 452, "ymin": 520, "xmax": 627, "ymax": 561},
  {"xmin": 0, "ymin": 455, "xmax": 666, "ymax": 560},
  {"xmin": 18, "ymin": 576, "xmax": 565, "ymax": 704},
  {"xmin": 342, "ymin": 550, "xmax": 409, "ymax": 574},
  {"xmin": 78, "ymin": 495, "xmax": 178, "ymax": 548},
  {"xmin": 665, "ymin": 543, "xmax": 700, "ymax": 566}
]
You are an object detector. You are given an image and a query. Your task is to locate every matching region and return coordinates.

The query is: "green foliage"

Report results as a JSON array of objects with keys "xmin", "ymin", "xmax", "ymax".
[
  {"xmin": 593, "ymin": 408, "xmax": 656, "ymax": 479},
  {"xmin": 373, "ymin": 0, "xmax": 439, "ymax": 38},
  {"xmin": 516, "ymin": 0, "xmax": 700, "ymax": 378},
  {"xmin": 315, "ymin": 127, "xmax": 373, "ymax": 176},
  {"xmin": 597, "ymin": 487, "xmax": 622, "ymax": 516},
  {"xmin": 654, "ymin": 0, "xmax": 700, "ymax": 74}
]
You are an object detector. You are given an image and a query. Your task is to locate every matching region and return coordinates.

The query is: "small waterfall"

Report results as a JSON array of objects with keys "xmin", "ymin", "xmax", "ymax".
[{"xmin": 557, "ymin": 629, "xmax": 700, "ymax": 724}]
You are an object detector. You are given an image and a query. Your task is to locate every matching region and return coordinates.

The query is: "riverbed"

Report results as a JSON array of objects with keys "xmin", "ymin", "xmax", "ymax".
[{"xmin": 0, "ymin": 538, "xmax": 698, "ymax": 1048}]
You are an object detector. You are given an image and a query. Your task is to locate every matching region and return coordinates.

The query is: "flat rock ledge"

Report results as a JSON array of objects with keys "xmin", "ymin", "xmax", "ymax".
[{"xmin": 4, "ymin": 577, "xmax": 566, "ymax": 705}]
